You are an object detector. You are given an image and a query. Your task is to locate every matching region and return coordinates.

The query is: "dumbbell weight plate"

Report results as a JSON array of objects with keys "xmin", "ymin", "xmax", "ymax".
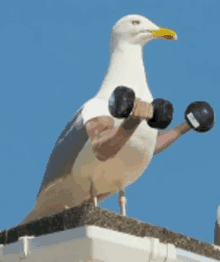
[
  {"xmin": 109, "ymin": 86, "xmax": 135, "ymax": 118},
  {"xmin": 185, "ymin": 101, "xmax": 214, "ymax": 133}
]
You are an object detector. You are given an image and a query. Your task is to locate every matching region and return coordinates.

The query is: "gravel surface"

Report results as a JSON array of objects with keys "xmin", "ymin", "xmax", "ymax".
[{"xmin": 1, "ymin": 203, "xmax": 220, "ymax": 260}]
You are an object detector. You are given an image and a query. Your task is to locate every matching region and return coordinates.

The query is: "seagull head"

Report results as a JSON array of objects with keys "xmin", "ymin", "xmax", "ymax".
[{"xmin": 111, "ymin": 14, "xmax": 177, "ymax": 48}]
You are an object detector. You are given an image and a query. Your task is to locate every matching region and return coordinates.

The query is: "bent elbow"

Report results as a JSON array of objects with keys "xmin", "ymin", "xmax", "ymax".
[
  {"xmin": 93, "ymin": 150, "xmax": 109, "ymax": 162},
  {"xmin": 92, "ymin": 145, "xmax": 114, "ymax": 162},
  {"xmin": 96, "ymin": 153, "xmax": 108, "ymax": 162},
  {"xmin": 92, "ymin": 144, "xmax": 108, "ymax": 162}
]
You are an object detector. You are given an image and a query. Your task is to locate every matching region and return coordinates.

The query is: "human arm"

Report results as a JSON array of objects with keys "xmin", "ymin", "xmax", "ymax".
[
  {"xmin": 154, "ymin": 121, "xmax": 191, "ymax": 155},
  {"xmin": 86, "ymin": 116, "xmax": 141, "ymax": 161},
  {"xmin": 86, "ymin": 99, "xmax": 153, "ymax": 161}
]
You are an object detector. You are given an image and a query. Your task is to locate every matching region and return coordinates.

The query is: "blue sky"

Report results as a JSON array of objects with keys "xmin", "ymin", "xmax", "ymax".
[{"xmin": 0, "ymin": 0, "xmax": 219, "ymax": 244}]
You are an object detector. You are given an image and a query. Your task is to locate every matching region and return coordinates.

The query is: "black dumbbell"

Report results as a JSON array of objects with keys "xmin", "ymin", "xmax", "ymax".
[
  {"xmin": 108, "ymin": 86, "xmax": 174, "ymax": 130},
  {"xmin": 185, "ymin": 101, "xmax": 214, "ymax": 132}
]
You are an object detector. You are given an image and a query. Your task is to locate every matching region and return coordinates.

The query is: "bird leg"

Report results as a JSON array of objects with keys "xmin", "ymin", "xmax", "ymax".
[
  {"xmin": 119, "ymin": 190, "xmax": 127, "ymax": 216},
  {"xmin": 89, "ymin": 180, "xmax": 98, "ymax": 207}
]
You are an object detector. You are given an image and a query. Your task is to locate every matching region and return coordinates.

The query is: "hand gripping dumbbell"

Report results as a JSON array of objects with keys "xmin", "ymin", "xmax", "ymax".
[
  {"xmin": 185, "ymin": 101, "xmax": 214, "ymax": 132},
  {"xmin": 108, "ymin": 86, "xmax": 174, "ymax": 129}
]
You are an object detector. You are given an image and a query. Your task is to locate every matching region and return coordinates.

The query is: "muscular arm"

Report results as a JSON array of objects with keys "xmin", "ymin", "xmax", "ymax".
[
  {"xmin": 87, "ymin": 118, "xmax": 192, "ymax": 160},
  {"xmin": 86, "ymin": 116, "xmax": 142, "ymax": 161},
  {"xmin": 86, "ymin": 98, "xmax": 153, "ymax": 161},
  {"xmin": 154, "ymin": 121, "xmax": 191, "ymax": 155}
]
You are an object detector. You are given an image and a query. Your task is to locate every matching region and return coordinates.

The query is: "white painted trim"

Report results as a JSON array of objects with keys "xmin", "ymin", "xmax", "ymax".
[
  {"xmin": 176, "ymin": 248, "xmax": 218, "ymax": 262},
  {"xmin": 0, "ymin": 226, "xmax": 218, "ymax": 262}
]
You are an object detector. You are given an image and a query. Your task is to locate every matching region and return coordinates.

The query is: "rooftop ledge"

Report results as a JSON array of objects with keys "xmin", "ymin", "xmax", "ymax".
[{"xmin": 0, "ymin": 203, "xmax": 220, "ymax": 262}]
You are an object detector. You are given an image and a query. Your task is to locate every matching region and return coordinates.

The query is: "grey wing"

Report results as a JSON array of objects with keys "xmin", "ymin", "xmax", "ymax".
[{"xmin": 37, "ymin": 106, "xmax": 89, "ymax": 199}]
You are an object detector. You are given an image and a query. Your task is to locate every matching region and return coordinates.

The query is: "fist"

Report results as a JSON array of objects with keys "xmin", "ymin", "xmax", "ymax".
[{"xmin": 131, "ymin": 98, "xmax": 154, "ymax": 120}]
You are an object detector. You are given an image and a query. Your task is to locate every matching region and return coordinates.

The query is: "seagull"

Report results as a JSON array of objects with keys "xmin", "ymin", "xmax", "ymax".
[{"xmin": 20, "ymin": 14, "xmax": 177, "ymax": 224}]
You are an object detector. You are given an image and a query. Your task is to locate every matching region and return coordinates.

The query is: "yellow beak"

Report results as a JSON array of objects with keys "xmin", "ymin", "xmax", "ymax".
[{"xmin": 152, "ymin": 27, "xmax": 178, "ymax": 40}]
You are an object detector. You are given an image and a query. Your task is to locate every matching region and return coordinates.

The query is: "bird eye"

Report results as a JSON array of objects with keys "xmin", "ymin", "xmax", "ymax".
[{"xmin": 132, "ymin": 20, "xmax": 140, "ymax": 25}]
